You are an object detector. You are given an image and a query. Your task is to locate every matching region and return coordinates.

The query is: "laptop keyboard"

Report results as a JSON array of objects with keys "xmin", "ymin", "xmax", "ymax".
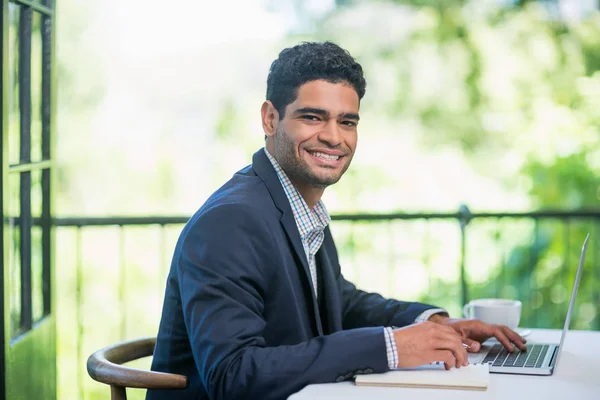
[{"xmin": 482, "ymin": 344, "xmax": 550, "ymax": 368}]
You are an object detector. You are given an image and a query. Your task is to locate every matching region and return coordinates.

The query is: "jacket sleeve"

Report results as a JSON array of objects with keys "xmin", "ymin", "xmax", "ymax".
[
  {"xmin": 178, "ymin": 203, "xmax": 389, "ymax": 400},
  {"xmin": 322, "ymin": 228, "xmax": 441, "ymax": 329},
  {"xmin": 338, "ymin": 275, "xmax": 440, "ymax": 329}
]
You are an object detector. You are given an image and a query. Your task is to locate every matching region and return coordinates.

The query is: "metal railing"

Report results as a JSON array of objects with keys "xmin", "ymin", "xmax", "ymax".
[{"xmin": 55, "ymin": 206, "xmax": 600, "ymax": 399}]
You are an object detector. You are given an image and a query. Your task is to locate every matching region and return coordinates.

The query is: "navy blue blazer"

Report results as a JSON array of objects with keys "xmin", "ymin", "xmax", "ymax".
[{"xmin": 147, "ymin": 149, "xmax": 438, "ymax": 400}]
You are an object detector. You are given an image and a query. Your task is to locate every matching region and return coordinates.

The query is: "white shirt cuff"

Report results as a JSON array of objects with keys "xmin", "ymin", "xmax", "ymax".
[
  {"xmin": 414, "ymin": 308, "xmax": 448, "ymax": 323},
  {"xmin": 383, "ymin": 327, "xmax": 398, "ymax": 369}
]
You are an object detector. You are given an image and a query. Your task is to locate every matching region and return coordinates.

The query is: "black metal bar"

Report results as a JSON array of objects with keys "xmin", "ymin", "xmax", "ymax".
[
  {"xmin": 333, "ymin": 210, "xmax": 600, "ymax": 220},
  {"xmin": 54, "ymin": 216, "xmax": 191, "ymax": 227},
  {"xmin": 594, "ymin": 220, "xmax": 599, "ymax": 330},
  {"xmin": 49, "ymin": 210, "xmax": 600, "ymax": 228},
  {"xmin": 531, "ymin": 220, "xmax": 539, "ymax": 327},
  {"xmin": 8, "ymin": 0, "xmax": 52, "ymax": 15},
  {"xmin": 350, "ymin": 223, "xmax": 358, "ymax": 282},
  {"xmin": 334, "ymin": 212, "xmax": 463, "ymax": 221},
  {"xmin": 119, "ymin": 227, "xmax": 127, "ymax": 341},
  {"xmin": 24, "ymin": 211, "xmax": 600, "ymax": 229},
  {"xmin": 41, "ymin": 9, "xmax": 51, "ymax": 316},
  {"xmin": 387, "ymin": 222, "xmax": 395, "ymax": 295},
  {"xmin": 562, "ymin": 220, "xmax": 570, "ymax": 322},
  {"xmin": 159, "ymin": 225, "xmax": 167, "ymax": 294},
  {"xmin": 495, "ymin": 222, "xmax": 503, "ymax": 298},
  {"xmin": 422, "ymin": 222, "xmax": 432, "ymax": 296},
  {"xmin": 18, "ymin": 5, "xmax": 32, "ymax": 332},
  {"xmin": 459, "ymin": 227, "xmax": 468, "ymax": 306},
  {"xmin": 75, "ymin": 227, "xmax": 84, "ymax": 400},
  {"xmin": 458, "ymin": 205, "xmax": 472, "ymax": 306},
  {"xmin": 0, "ymin": 0, "xmax": 6, "ymax": 394}
]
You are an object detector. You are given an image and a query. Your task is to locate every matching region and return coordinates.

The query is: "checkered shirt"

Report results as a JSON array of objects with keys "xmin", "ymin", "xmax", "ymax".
[
  {"xmin": 264, "ymin": 148, "xmax": 329, "ymax": 298},
  {"xmin": 264, "ymin": 148, "xmax": 447, "ymax": 370}
]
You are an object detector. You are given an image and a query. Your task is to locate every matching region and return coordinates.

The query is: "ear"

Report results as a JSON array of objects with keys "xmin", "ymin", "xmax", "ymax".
[{"xmin": 261, "ymin": 101, "xmax": 279, "ymax": 138}]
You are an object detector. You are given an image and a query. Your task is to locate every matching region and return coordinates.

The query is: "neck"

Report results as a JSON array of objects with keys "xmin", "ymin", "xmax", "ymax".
[
  {"xmin": 265, "ymin": 142, "xmax": 324, "ymax": 209},
  {"xmin": 293, "ymin": 183, "xmax": 324, "ymax": 210}
]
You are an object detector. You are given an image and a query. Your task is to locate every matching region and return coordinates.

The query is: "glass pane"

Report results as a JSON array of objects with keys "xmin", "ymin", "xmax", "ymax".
[
  {"xmin": 31, "ymin": 169, "xmax": 43, "ymax": 219},
  {"xmin": 8, "ymin": 4, "xmax": 20, "ymax": 165},
  {"xmin": 41, "ymin": 168, "xmax": 51, "ymax": 315},
  {"xmin": 32, "ymin": 226, "xmax": 44, "ymax": 322},
  {"xmin": 31, "ymin": 11, "xmax": 43, "ymax": 162},
  {"xmin": 31, "ymin": 170, "xmax": 44, "ymax": 321},
  {"xmin": 41, "ymin": 13, "xmax": 52, "ymax": 161},
  {"xmin": 8, "ymin": 172, "xmax": 21, "ymax": 338}
]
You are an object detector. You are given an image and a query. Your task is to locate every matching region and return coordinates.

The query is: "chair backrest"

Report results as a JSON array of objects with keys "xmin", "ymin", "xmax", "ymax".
[{"xmin": 87, "ymin": 336, "xmax": 188, "ymax": 400}]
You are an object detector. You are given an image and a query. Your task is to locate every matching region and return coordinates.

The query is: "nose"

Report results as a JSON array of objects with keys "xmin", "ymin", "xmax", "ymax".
[{"xmin": 318, "ymin": 120, "xmax": 342, "ymax": 147}]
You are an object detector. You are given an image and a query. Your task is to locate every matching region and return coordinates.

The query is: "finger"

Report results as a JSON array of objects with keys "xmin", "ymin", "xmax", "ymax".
[
  {"xmin": 462, "ymin": 337, "xmax": 481, "ymax": 353},
  {"xmin": 492, "ymin": 328, "xmax": 514, "ymax": 352},
  {"xmin": 456, "ymin": 343, "xmax": 469, "ymax": 367},
  {"xmin": 502, "ymin": 327, "xmax": 527, "ymax": 351},
  {"xmin": 428, "ymin": 326, "xmax": 468, "ymax": 366},
  {"xmin": 430, "ymin": 350, "xmax": 455, "ymax": 370},
  {"xmin": 435, "ymin": 338, "xmax": 469, "ymax": 367}
]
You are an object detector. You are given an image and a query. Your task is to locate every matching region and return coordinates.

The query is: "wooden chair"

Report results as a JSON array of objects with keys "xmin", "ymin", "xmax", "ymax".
[{"xmin": 87, "ymin": 337, "xmax": 188, "ymax": 400}]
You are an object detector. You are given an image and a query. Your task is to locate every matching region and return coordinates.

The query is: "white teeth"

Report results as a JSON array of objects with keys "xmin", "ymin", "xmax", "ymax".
[{"xmin": 311, "ymin": 151, "xmax": 340, "ymax": 161}]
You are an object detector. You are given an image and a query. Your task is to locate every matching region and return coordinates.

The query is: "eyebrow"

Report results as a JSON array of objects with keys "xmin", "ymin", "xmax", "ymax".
[
  {"xmin": 293, "ymin": 107, "xmax": 360, "ymax": 121},
  {"xmin": 340, "ymin": 112, "xmax": 360, "ymax": 121}
]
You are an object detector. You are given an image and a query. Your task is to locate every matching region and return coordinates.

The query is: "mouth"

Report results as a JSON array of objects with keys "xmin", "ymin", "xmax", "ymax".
[{"xmin": 306, "ymin": 150, "xmax": 345, "ymax": 167}]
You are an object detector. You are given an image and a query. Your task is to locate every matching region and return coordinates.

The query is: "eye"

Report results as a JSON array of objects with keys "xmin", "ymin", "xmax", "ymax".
[
  {"xmin": 302, "ymin": 115, "xmax": 320, "ymax": 121},
  {"xmin": 340, "ymin": 120, "xmax": 357, "ymax": 127}
]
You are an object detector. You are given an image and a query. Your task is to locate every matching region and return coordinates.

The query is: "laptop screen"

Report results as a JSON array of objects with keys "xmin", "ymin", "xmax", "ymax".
[{"xmin": 552, "ymin": 233, "xmax": 590, "ymax": 372}]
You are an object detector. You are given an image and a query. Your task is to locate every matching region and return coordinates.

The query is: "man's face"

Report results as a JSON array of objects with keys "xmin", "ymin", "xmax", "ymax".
[{"xmin": 271, "ymin": 80, "xmax": 359, "ymax": 189}]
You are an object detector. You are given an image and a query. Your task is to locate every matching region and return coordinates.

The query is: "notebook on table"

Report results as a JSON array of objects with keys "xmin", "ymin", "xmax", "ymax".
[{"xmin": 354, "ymin": 363, "xmax": 489, "ymax": 391}]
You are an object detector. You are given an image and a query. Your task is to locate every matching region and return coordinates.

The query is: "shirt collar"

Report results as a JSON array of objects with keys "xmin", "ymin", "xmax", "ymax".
[{"xmin": 263, "ymin": 147, "xmax": 330, "ymax": 238}]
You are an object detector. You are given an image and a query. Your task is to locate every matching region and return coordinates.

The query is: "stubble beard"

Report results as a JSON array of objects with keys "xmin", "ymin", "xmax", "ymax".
[{"xmin": 273, "ymin": 126, "xmax": 352, "ymax": 189}]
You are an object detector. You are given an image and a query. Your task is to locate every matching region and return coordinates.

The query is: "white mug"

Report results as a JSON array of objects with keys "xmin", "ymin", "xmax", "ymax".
[{"xmin": 463, "ymin": 298, "xmax": 522, "ymax": 329}]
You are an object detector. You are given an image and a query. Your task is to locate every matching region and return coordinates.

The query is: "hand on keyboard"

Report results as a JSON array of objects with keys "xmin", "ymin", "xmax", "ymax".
[
  {"xmin": 392, "ymin": 321, "xmax": 469, "ymax": 370},
  {"xmin": 431, "ymin": 318, "xmax": 528, "ymax": 353}
]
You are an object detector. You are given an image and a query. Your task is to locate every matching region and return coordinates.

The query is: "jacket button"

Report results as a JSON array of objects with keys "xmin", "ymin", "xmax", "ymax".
[
  {"xmin": 364, "ymin": 368, "xmax": 373, "ymax": 374},
  {"xmin": 355, "ymin": 369, "xmax": 364, "ymax": 375},
  {"xmin": 335, "ymin": 376, "xmax": 345, "ymax": 382},
  {"xmin": 344, "ymin": 372, "xmax": 354, "ymax": 379}
]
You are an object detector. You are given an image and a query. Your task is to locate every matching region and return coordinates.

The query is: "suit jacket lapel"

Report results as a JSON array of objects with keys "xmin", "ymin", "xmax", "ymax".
[
  {"xmin": 251, "ymin": 149, "xmax": 323, "ymax": 335},
  {"xmin": 279, "ymin": 212, "xmax": 324, "ymax": 336},
  {"xmin": 316, "ymin": 245, "xmax": 342, "ymax": 334}
]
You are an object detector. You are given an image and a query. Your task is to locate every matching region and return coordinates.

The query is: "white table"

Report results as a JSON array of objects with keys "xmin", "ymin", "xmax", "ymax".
[{"xmin": 289, "ymin": 329, "xmax": 600, "ymax": 400}]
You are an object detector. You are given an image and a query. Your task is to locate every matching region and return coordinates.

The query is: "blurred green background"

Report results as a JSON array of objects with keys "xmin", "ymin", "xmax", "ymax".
[{"xmin": 49, "ymin": 0, "xmax": 600, "ymax": 398}]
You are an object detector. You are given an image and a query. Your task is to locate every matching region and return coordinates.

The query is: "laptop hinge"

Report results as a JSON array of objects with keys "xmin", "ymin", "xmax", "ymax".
[{"xmin": 549, "ymin": 346, "xmax": 559, "ymax": 367}]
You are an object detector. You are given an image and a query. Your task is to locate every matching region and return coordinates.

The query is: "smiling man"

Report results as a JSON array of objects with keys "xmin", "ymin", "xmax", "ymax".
[
  {"xmin": 263, "ymin": 79, "xmax": 358, "ymax": 207},
  {"xmin": 147, "ymin": 42, "xmax": 526, "ymax": 400}
]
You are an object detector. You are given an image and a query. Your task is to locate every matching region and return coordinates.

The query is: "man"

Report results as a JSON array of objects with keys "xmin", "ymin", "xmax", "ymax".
[{"xmin": 147, "ymin": 42, "xmax": 526, "ymax": 400}]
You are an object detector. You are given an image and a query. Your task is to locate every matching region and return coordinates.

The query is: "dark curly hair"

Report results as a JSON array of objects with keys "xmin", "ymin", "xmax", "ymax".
[{"xmin": 266, "ymin": 41, "xmax": 366, "ymax": 119}]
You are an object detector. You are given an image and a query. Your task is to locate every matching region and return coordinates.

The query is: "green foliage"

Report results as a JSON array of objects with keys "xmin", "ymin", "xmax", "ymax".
[
  {"xmin": 215, "ymin": 99, "xmax": 239, "ymax": 140},
  {"xmin": 526, "ymin": 153, "xmax": 600, "ymax": 208},
  {"xmin": 51, "ymin": 1, "xmax": 600, "ymax": 399},
  {"xmin": 307, "ymin": 0, "xmax": 600, "ymax": 329}
]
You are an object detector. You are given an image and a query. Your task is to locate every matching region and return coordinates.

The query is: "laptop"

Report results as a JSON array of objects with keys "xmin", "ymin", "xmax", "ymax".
[{"xmin": 468, "ymin": 233, "xmax": 590, "ymax": 376}]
